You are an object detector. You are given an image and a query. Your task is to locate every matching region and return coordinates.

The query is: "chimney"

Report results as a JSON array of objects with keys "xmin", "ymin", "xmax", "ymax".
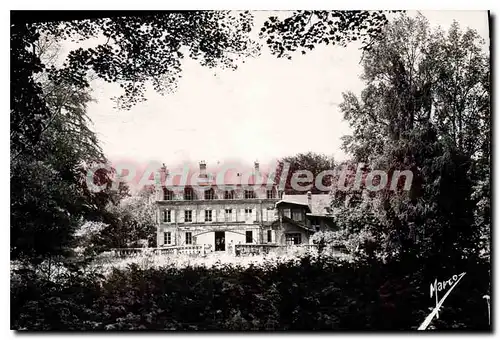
[
  {"xmin": 307, "ymin": 191, "xmax": 312, "ymax": 211},
  {"xmin": 254, "ymin": 160, "xmax": 260, "ymax": 173},
  {"xmin": 158, "ymin": 163, "xmax": 168, "ymax": 182},
  {"xmin": 199, "ymin": 160, "xmax": 207, "ymax": 178},
  {"xmin": 161, "ymin": 163, "xmax": 168, "ymax": 174}
]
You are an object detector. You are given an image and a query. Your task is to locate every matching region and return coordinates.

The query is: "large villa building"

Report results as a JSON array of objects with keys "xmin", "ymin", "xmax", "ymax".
[{"xmin": 155, "ymin": 161, "xmax": 335, "ymax": 252}]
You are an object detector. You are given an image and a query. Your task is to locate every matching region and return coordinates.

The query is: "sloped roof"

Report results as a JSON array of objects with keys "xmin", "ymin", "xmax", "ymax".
[
  {"xmin": 160, "ymin": 169, "xmax": 275, "ymax": 187},
  {"xmin": 281, "ymin": 193, "xmax": 332, "ymax": 215},
  {"xmin": 281, "ymin": 215, "xmax": 315, "ymax": 232}
]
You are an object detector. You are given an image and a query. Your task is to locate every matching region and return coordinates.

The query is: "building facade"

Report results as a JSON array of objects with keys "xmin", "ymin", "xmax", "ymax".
[{"xmin": 155, "ymin": 161, "xmax": 335, "ymax": 251}]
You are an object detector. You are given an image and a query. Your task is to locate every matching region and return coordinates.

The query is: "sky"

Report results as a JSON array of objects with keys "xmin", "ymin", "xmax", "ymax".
[{"xmin": 73, "ymin": 10, "xmax": 489, "ymax": 170}]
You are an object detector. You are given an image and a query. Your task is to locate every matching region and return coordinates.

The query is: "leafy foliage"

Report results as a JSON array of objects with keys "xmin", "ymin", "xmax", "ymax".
[
  {"xmin": 276, "ymin": 152, "xmax": 335, "ymax": 194},
  {"xmin": 38, "ymin": 11, "xmax": 259, "ymax": 109},
  {"xmin": 11, "ymin": 254, "xmax": 490, "ymax": 331},
  {"xmin": 260, "ymin": 11, "xmax": 395, "ymax": 59},
  {"xmin": 99, "ymin": 193, "xmax": 157, "ymax": 250},
  {"xmin": 10, "ymin": 36, "xmax": 121, "ymax": 264},
  {"xmin": 332, "ymin": 14, "xmax": 490, "ymax": 263}
]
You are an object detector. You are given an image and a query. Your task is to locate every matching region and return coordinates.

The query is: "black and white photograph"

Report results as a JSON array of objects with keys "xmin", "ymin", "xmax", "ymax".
[{"xmin": 9, "ymin": 5, "xmax": 492, "ymax": 332}]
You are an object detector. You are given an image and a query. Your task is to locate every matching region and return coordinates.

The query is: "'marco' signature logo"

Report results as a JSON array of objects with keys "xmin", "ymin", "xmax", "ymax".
[{"xmin": 418, "ymin": 272, "xmax": 466, "ymax": 330}]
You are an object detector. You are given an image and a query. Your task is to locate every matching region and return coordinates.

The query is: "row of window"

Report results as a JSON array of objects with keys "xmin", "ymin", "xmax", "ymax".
[
  {"xmin": 163, "ymin": 231, "xmax": 192, "ymax": 245},
  {"xmin": 163, "ymin": 188, "xmax": 278, "ymax": 201},
  {"xmin": 163, "ymin": 230, "xmax": 276, "ymax": 245},
  {"xmin": 163, "ymin": 231, "xmax": 300, "ymax": 246},
  {"xmin": 162, "ymin": 208, "xmax": 275, "ymax": 223},
  {"xmin": 162, "ymin": 208, "xmax": 306, "ymax": 223}
]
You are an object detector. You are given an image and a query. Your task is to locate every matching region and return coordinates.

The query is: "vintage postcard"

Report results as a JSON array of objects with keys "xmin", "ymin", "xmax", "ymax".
[{"xmin": 10, "ymin": 8, "xmax": 491, "ymax": 332}]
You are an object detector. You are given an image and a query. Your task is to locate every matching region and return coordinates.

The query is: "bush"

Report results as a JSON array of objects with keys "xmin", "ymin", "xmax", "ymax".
[{"xmin": 11, "ymin": 254, "xmax": 491, "ymax": 331}]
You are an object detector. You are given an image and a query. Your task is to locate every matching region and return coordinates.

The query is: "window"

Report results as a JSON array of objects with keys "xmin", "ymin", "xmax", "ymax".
[
  {"xmin": 312, "ymin": 218, "xmax": 320, "ymax": 232},
  {"xmin": 283, "ymin": 208, "xmax": 291, "ymax": 218},
  {"xmin": 245, "ymin": 208, "xmax": 252, "ymax": 219},
  {"xmin": 224, "ymin": 190, "xmax": 234, "ymax": 199},
  {"xmin": 205, "ymin": 210, "xmax": 212, "ymax": 222},
  {"xmin": 225, "ymin": 209, "xmax": 232, "ymax": 221},
  {"xmin": 205, "ymin": 188, "xmax": 215, "ymax": 200},
  {"xmin": 163, "ymin": 188, "xmax": 173, "ymax": 200},
  {"xmin": 266, "ymin": 207, "xmax": 275, "ymax": 221},
  {"xmin": 185, "ymin": 210, "xmax": 192, "ymax": 222},
  {"xmin": 184, "ymin": 187, "xmax": 194, "ymax": 201},
  {"xmin": 266, "ymin": 189, "xmax": 275, "ymax": 199},
  {"xmin": 285, "ymin": 233, "xmax": 302, "ymax": 245},
  {"xmin": 185, "ymin": 232, "xmax": 192, "ymax": 245},
  {"xmin": 267, "ymin": 230, "xmax": 272, "ymax": 243},
  {"xmin": 244, "ymin": 190, "xmax": 255, "ymax": 199},
  {"xmin": 164, "ymin": 232, "xmax": 171, "ymax": 245},
  {"xmin": 292, "ymin": 210, "xmax": 303, "ymax": 221},
  {"xmin": 246, "ymin": 230, "xmax": 253, "ymax": 243},
  {"xmin": 163, "ymin": 210, "xmax": 171, "ymax": 223}
]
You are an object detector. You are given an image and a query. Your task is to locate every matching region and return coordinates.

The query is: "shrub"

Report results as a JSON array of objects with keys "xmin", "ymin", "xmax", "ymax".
[{"xmin": 11, "ymin": 254, "xmax": 490, "ymax": 331}]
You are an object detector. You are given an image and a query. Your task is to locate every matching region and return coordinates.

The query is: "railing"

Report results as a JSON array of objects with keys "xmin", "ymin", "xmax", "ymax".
[
  {"xmin": 109, "ymin": 243, "xmax": 351, "ymax": 259},
  {"xmin": 295, "ymin": 244, "xmax": 319, "ymax": 251},
  {"xmin": 157, "ymin": 245, "xmax": 210, "ymax": 255},
  {"xmin": 110, "ymin": 248, "xmax": 145, "ymax": 257},
  {"xmin": 234, "ymin": 244, "xmax": 280, "ymax": 256},
  {"xmin": 110, "ymin": 245, "xmax": 211, "ymax": 257},
  {"xmin": 234, "ymin": 244, "xmax": 319, "ymax": 256}
]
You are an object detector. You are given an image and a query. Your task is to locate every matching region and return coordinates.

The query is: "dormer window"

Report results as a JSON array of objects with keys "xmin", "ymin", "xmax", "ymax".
[
  {"xmin": 224, "ymin": 190, "xmax": 235, "ymax": 199},
  {"xmin": 205, "ymin": 188, "xmax": 215, "ymax": 200},
  {"xmin": 292, "ymin": 209, "xmax": 303, "ymax": 221},
  {"xmin": 244, "ymin": 190, "xmax": 255, "ymax": 199},
  {"xmin": 163, "ymin": 188, "xmax": 173, "ymax": 200},
  {"xmin": 184, "ymin": 187, "xmax": 194, "ymax": 201}
]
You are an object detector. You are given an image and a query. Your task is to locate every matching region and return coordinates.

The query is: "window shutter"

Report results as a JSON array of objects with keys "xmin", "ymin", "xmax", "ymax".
[
  {"xmin": 252, "ymin": 209, "xmax": 257, "ymax": 222},
  {"xmin": 180, "ymin": 211, "xmax": 185, "ymax": 223}
]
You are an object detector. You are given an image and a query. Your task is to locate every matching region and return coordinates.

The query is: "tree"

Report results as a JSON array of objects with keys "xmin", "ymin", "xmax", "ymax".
[
  {"xmin": 96, "ymin": 193, "xmax": 157, "ymax": 250},
  {"xmin": 260, "ymin": 10, "xmax": 394, "ymax": 59},
  {"xmin": 10, "ymin": 36, "xmax": 119, "ymax": 264},
  {"xmin": 334, "ymin": 14, "xmax": 490, "ymax": 265},
  {"xmin": 276, "ymin": 152, "xmax": 335, "ymax": 194}
]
